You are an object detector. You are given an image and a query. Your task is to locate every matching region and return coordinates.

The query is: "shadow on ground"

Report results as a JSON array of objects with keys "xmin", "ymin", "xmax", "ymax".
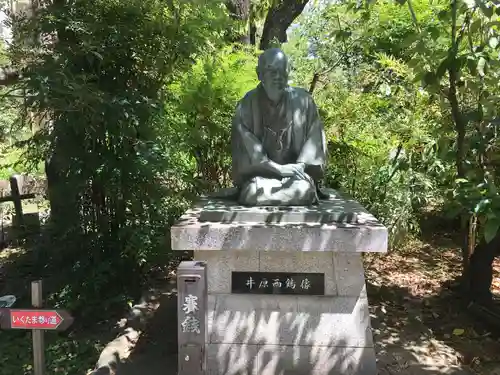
[
  {"xmin": 368, "ymin": 280, "xmax": 498, "ymax": 375},
  {"xmin": 0, "ymin": 223, "xmax": 186, "ymax": 375},
  {"xmin": 111, "ymin": 280, "xmax": 496, "ymax": 375},
  {"xmin": 112, "ymin": 291, "xmax": 178, "ymax": 375},
  {"xmin": 0, "ymin": 226, "xmax": 129, "ymax": 375},
  {"xmin": 365, "ymin": 227, "xmax": 500, "ymax": 375},
  {"xmin": 108, "ymin": 221, "xmax": 500, "ymax": 375}
]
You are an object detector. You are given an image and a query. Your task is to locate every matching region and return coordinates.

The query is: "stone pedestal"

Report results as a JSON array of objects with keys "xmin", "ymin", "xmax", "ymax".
[{"xmin": 171, "ymin": 189, "xmax": 387, "ymax": 375}]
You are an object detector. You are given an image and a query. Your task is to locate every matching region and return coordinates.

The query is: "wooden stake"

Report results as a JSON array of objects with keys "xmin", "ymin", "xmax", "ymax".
[{"xmin": 31, "ymin": 280, "xmax": 45, "ymax": 375}]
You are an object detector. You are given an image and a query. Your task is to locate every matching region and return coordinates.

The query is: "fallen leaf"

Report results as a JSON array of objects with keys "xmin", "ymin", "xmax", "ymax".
[{"xmin": 453, "ymin": 328, "xmax": 465, "ymax": 336}]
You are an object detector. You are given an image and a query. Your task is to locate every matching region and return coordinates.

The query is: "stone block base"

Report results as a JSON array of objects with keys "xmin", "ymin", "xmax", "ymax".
[
  {"xmin": 207, "ymin": 294, "xmax": 372, "ymax": 347},
  {"xmin": 206, "ymin": 294, "xmax": 375, "ymax": 375},
  {"xmin": 206, "ymin": 343, "xmax": 377, "ymax": 375},
  {"xmin": 195, "ymin": 250, "xmax": 366, "ymax": 297},
  {"xmin": 172, "ymin": 192, "xmax": 388, "ymax": 375}
]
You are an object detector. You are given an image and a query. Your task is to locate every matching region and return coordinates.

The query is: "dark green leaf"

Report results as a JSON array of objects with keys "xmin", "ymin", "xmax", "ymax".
[
  {"xmin": 402, "ymin": 33, "xmax": 420, "ymax": 48},
  {"xmin": 484, "ymin": 217, "xmax": 500, "ymax": 243},
  {"xmin": 415, "ymin": 41, "xmax": 428, "ymax": 54},
  {"xmin": 438, "ymin": 10, "xmax": 449, "ymax": 21},
  {"xmin": 429, "ymin": 26, "xmax": 440, "ymax": 40},
  {"xmin": 470, "ymin": 19, "xmax": 482, "ymax": 33},
  {"xmin": 436, "ymin": 57, "xmax": 449, "ymax": 78},
  {"xmin": 423, "ymin": 71, "xmax": 438, "ymax": 86},
  {"xmin": 481, "ymin": 4, "xmax": 494, "ymax": 18},
  {"xmin": 467, "ymin": 58, "xmax": 478, "ymax": 75}
]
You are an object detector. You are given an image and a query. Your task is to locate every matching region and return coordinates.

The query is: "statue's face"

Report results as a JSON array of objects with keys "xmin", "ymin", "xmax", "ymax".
[{"xmin": 258, "ymin": 52, "xmax": 288, "ymax": 103}]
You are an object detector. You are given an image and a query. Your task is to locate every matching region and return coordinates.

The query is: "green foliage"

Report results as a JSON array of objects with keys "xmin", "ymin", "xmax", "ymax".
[
  {"xmin": 389, "ymin": 0, "xmax": 500, "ymax": 244},
  {"xmin": 286, "ymin": 1, "xmax": 447, "ymax": 246},
  {"xmin": 2, "ymin": 0, "xmax": 499, "ymax": 348},
  {"xmin": 164, "ymin": 46, "xmax": 259, "ymax": 191},
  {"xmin": 5, "ymin": 0, "xmax": 230, "ymax": 318},
  {"xmin": 0, "ymin": 333, "xmax": 103, "ymax": 375},
  {"xmin": 286, "ymin": 0, "xmax": 500, "ymax": 252}
]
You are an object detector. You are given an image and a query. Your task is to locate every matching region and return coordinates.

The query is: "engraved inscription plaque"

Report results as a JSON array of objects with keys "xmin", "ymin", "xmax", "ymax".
[{"xmin": 231, "ymin": 272, "xmax": 324, "ymax": 295}]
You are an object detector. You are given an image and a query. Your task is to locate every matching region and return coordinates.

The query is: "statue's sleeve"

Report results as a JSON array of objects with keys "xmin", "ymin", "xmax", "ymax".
[
  {"xmin": 296, "ymin": 94, "xmax": 327, "ymax": 182},
  {"xmin": 231, "ymin": 100, "xmax": 268, "ymax": 186}
]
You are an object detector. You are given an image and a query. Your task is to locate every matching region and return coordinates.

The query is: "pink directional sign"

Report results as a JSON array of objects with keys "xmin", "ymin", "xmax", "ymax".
[{"xmin": 0, "ymin": 309, "xmax": 73, "ymax": 330}]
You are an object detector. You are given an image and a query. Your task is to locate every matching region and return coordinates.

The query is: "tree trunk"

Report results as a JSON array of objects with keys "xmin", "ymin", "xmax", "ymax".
[
  {"xmin": 226, "ymin": 0, "xmax": 251, "ymax": 44},
  {"xmin": 309, "ymin": 72, "xmax": 319, "ymax": 94},
  {"xmin": 259, "ymin": 0, "xmax": 309, "ymax": 50},
  {"xmin": 250, "ymin": 21, "xmax": 257, "ymax": 45},
  {"xmin": 45, "ymin": 141, "xmax": 78, "ymax": 232},
  {"xmin": 469, "ymin": 232, "xmax": 500, "ymax": 305},
  {"xmin": 447, "ymin": 67, "xmax": 471, "ymax": 283},
  {"xmin": 447, "ymin": 0, "xmax": 472, "ymax": 291}
]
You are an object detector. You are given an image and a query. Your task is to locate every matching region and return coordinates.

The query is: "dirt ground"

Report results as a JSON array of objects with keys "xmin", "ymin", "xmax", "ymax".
[
  {"xmin": 1, "ymin": 229, "xmax": 500, "ymax": 374},
  {"xmin": 365, "ymin": 236, "xmax": 500, "ymax": 375},
  {"xmin": 101, "ymin": 234, "xmax": 500, "ymax": 375}
]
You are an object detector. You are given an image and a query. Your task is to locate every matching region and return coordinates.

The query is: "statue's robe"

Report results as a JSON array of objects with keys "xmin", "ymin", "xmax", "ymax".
[{"xmin": 231, "ymin": 84, "xmax": 327, "ymax": 206}]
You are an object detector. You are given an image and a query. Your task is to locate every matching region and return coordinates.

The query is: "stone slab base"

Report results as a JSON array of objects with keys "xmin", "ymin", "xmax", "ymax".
[
  {"xmin": 195, "ymin": 250, "xmax": 366, "ymax": 297},
  {"xmin": 171, "ymin": 189, "xmax": 388, "ymax": 252},
  {"xmin": 207, "ymin": 294, "xmax": 373, "ymax": 347},
  {"xmin": 206, "ymin": 343, "xmax": 377, "ymax": 375}
]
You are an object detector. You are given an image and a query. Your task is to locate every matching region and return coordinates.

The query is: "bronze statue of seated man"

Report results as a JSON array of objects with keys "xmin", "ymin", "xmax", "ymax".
[{"xmin": 231, "ymin": 48, "xmax": 327, "ymax": 206}]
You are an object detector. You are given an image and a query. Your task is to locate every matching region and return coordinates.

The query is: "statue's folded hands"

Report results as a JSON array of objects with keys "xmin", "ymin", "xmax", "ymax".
[{"xmin": 279, "ymin": 163, "xmax": 310, "ymax": 181}]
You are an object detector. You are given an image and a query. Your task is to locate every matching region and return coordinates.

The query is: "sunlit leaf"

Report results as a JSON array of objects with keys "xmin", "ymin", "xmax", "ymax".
[
  {"xmin": 478, "ymin": 56, "xmax": 487, "ymax": 76},
  {"xmin": 475, "ymin": 198, "xmax": 491, "ymax": 214},
  {"xmin": 489, "ymin": 37, "xmax": 499, "ymax": 49}
]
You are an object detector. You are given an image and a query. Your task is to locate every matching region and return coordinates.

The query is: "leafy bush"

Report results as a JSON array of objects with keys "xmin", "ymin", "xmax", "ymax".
[
  {"xmin": 285, "ymin": 4, "xmax": 448, "ymax": 247},
  {"xmin": 164, "ymin": 46, "xmax": 259, "ymax": 192},
  {"xmin": 6, "ymin": 0, "xmax": 230, "ymax": 318}
]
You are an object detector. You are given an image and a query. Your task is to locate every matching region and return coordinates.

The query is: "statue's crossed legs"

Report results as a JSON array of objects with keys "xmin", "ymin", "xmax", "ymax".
[{"xmin": 238, "ymin": 175, "xmax": 317, "ymax": 206}]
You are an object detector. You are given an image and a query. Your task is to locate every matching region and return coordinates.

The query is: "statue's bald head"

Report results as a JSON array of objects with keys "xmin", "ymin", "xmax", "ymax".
[
  {"xmin": 257, "ymin": 48, "xmax": 289, "ymax": 74},
  {"xmin": 257, "ymin": 48, "xmax": 289, "ymax": 103}
]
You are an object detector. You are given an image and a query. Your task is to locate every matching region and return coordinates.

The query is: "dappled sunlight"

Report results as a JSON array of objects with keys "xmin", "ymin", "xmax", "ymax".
[
  {"xmin": 206, "ymin": 293, "xmax": 374, "ymax": 373},
  {"xmin": 365, "ymin": 241, "xmax": 500, "ymax": 374},
  {"xmin": 0, "ymin": 246, "xmax": 26, "ymax": 261},
  {"xmin": 172, "ymin": 190, "xmax": 387, "ymax": 254},
  {"xmin": 492, "ymin": 258, "xmax": 500, "ymax": 297},
  {"xmin": 364, "ymin": 238, "xmax": 463, "ymax": 298}
]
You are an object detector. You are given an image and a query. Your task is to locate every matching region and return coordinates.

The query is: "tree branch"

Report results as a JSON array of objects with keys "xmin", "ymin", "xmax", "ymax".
[
  {"xmin": 259, "ymin": 0, "xmax": 309, "ymax": 50},
  {"xmin": 407, "ymin": 0, "xmax": 420, "ymax": 33},
  {"xmin": 308, "ymin": 56, "xmax": 342, "ymax": 93}
]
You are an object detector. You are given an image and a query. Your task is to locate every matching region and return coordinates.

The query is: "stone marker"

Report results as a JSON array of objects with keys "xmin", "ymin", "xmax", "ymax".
[
  {"xmin": 172, "ymin": 189, "xmax": 387, "ymax": 375},
  {"xmin": 177, "ymin": 261, "xmax": 207, "ymax": 375},
  {"xmin": 171, "ymin": 48, "xmax": 388, "ymax": 374}
]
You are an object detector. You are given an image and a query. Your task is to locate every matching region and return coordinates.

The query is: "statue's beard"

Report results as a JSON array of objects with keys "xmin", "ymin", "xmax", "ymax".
[{"xmin": 262, "ymin": 82, "xmax": 286, "ymax": 103}]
